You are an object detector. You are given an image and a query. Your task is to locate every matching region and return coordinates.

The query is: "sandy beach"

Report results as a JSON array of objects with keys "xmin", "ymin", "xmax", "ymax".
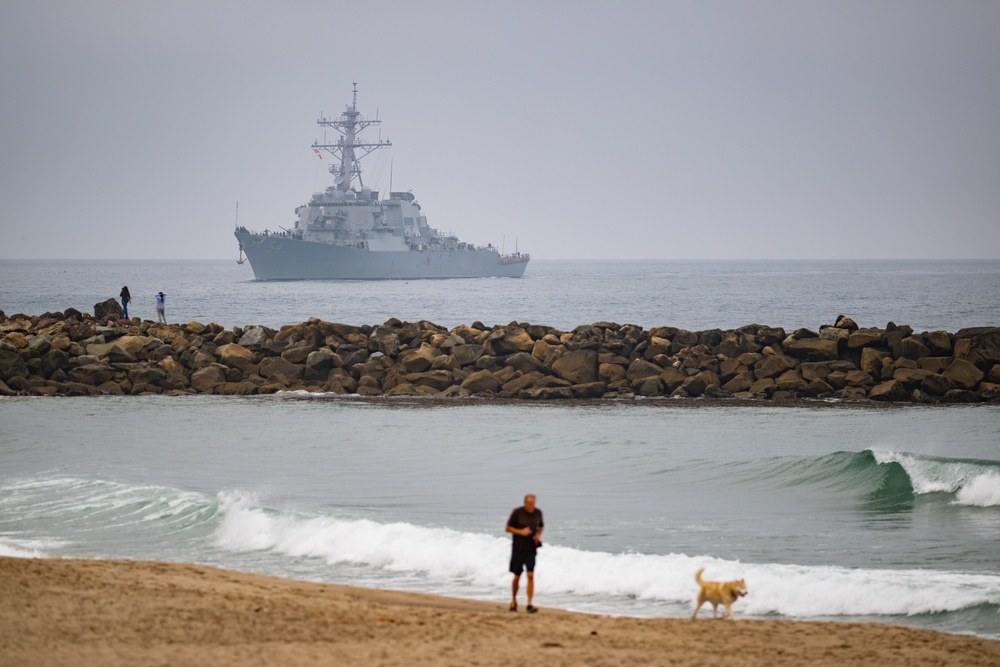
[{"xmin": 2, "ymin": 557, "xmax": 998, "ymax": 667}]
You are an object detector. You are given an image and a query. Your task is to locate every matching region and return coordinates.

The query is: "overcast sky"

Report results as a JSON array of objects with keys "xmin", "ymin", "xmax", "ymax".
[{"xmin": 1, "ymin": 1, "xmax": 998, "ymax": 260}]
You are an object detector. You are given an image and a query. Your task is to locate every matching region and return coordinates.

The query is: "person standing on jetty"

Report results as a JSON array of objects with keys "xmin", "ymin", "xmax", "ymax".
[
  {"xmin": 154, "ymin": 291, "xmax": 167, "ymax": 323},
  {"xmin": 506, "ymin": 494, "xmax": 544, "ymax": 613},
  {"xmin": 119, "ymin": 286, "xmax": 131, "ymax": 320}
]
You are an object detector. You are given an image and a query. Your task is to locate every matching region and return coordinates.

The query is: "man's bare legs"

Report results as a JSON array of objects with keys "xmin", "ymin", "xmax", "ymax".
[{"xmin": 511, "ymin": 571, "xmax": 535, "ymax": 609}]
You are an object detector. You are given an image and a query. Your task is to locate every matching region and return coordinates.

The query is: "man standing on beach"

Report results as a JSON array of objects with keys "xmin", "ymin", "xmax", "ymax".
[{"xmin": 506, "ymin": 494, "xmax": 543, "ymax": 613}]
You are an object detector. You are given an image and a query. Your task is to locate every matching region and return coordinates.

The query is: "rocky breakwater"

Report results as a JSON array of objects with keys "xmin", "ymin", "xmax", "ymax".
[{"xmin": 1, "ymin": 303, "xmax": 999, "ymax": 403}]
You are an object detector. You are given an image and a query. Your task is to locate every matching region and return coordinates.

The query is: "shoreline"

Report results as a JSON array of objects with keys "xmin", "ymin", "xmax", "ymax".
[{"xmin": 3, "ymin": 557, "xmax": 998, "ymax": 667}]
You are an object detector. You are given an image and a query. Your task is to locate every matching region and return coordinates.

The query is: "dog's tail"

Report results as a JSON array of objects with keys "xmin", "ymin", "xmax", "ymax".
[{"xmin": 694, "ymin": 567, "xmax": 705, "ymax": 584}]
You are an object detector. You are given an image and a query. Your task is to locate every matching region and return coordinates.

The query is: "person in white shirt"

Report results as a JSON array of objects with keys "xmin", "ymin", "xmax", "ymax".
[{"xmin": 154, "ymin": 292, "xmax": 167, "ymax": 323}]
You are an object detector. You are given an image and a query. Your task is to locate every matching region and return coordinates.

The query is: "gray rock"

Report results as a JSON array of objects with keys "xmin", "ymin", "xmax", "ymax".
[
  {"xmin": 238, "ymin": 326, "xmax": 268, "ymax": 350},
  {"xmin": 94, "ymin": 298, "xmax": 122, "ymax": 322},
  {"xmin": 0, "ymin": 347, "xmax": 29, "ymax": 381}
]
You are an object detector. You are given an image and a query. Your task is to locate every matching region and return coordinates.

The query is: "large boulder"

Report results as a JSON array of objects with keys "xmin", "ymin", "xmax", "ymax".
[
  {"xmin": 799, "ymin": 362, "xmax": 832, "ymax": 382},
  {"xmin": 626, "ymin": 359, "xmax": 663, "ymax": 382},
  {"xmin": 803, "ymin": 378, "xmax": 834, "ymax": 397},
  {"xmin": 190, "ymin": 365, "xmax": 227, "ymax": 392},
  {"xmin": 942, "ymin": 359, "xmax": 985, "ymax": 390},
  {"xmin": 40, "ymin": 349, "xmax": 69, "ymax": 376},
  {"xmin": 897, "ymin": 337, "xmax": 931, "ymax": 360},
  {"xmin": 859, "ymin": 348, "xmax": 884, "ymax": 375},
  {"xmin": 0, "ymin": 346, "xmax": 29, "ymax": 381},
  {"xmin": 506, "ymin": 352, "xmax": 544, "ymax": 375},
  {"xmin": 115, "ymin": 335, "xmax": 156, "ymax": 355},
  {"xmin": 281, "ymin": 342, "xmax": 314, "ymax": 365},
  {"xmin": 682, "ymin": 370, "xmax": 720, "ymax": 396},
  {"xmin": 722, "ymin": 372, "xmax": 753, "ymax": 393},
  {"xmin": 978, "ymin": 382, "xmax": 1000, "ymax": 401},
  {"xmin": 451, "ymin": 344, "xmax": 484, "ymax": 367},
  {"xmin": 658, "ymin": 366, "xmax": 687, "ymax": 392},
  {"xmin": 774, "ymin": 370, "xmax": 806, "ymax": 392},
  {"xmin": 405, "ymin": 370, "xmax": 454, "ymax": 392},
  {"xmin": 963, "ymin": 329, "xmax": 1000, "ymax": 372},
  {"xmin": 784, "ymin": 338, "xmax": 839, "ymax": 362},
  {"xmin": 485, "ymin": 328, "xmax": 534, "ymax": 355},
  {"xmin": 570, "ymin": 382, "xmax": 606, "ymax": 399},
  {"xmin": 551, "ymin": 349, "xmax": 598, "ymax": 385},
  {"xmin": 755, "ymin": 327, "xmax": 786, "ymax": 346},
  {"xmin": 599, "ymin": 362, "xmax": 627, "ymax": 385},
  {"xmin": 69, "ymin": 363, "xmax": 116, "ymax": 386},
  {"xmin": 1, "ymin": 333, "xmax": 28, "ymax": 349},
  {"xmin": 893, "ymin": 368, "xmax": 932, "ymax": 385},
  {"xmin": 237, "ymin": 326, "xmax": 268, "ymax": 350},
  {"xmin": 754, "ymin": 354, "xmax": 799, "ymax": 379},
  {"xmin": 94, "ymin": 298, "xmax": 122, "ymax": 322},
  {"xmin": 127, "ymin": 367, "xmax": 167, "ymax": 386},
  {"xmin": 460, "ymin": 369, "xmax": 500, "ymax": 394},
  {"xmin": 847, "ymin": 330, "xmax": 884, "ymax": 349},
  {"xmin": 921, "ymin": 373, "xmax": 956, "ymax": 396},
  {"xmin": 833, "ymin": 315, "xmax": 859, "ymax": 331},
  {"xmin": 217, "ymin": 343, "xmax": 255, "ymax": 371},
  {"xmin": 924, "ymin": 331, "xmax": 952, "ymax": 356},
  {"xmin": 258, "ymin": 357, "xmax": 303, "ymax": 380},
  {"xmin": 303, "ymin": 350, "xmax": 335, "ymax": 381},
  {"xmin": 400, "ymin": 343, "xmax": 443, "ymax": 373},
  {"xmin": 869, "ymin": 380, "xmax": 909, "ymax": 402}
]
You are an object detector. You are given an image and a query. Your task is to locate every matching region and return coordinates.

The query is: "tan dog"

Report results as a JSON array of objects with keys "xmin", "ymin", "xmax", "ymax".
[{"xmin": 691, "ymin": 567, "xmax": 747, "ymax": 620}]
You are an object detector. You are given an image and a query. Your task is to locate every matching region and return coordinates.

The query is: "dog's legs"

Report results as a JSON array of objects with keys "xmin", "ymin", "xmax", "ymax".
[
  {"xmin": 711, "ymin": 603, "xmax": 719, "ymax": 619},
  {"xmin": 724, "ymin": 601, "xmax": 735, "ymax": 620},
  {"xmin": 691, "ymin": 598, "xmax": 705, "ymax": 620}
]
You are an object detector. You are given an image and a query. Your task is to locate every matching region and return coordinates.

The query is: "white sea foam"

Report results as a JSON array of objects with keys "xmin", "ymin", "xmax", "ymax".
[
  {"xmin": 954, "ymin": 471, "xmax": 1000, "ymax": 507},
  {"xmin": 213, "ymin": 490, "xmax": 1000, "ymax": 619},
  {"xmin": 872, "ymin": 449, "xmax": 1000, "ymax": 506},
  {"xmin": 0, "ymin": 537, "xmax": 68, "ymax": 558}
]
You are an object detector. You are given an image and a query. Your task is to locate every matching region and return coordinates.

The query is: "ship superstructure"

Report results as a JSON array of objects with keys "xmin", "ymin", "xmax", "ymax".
[{"xmin": 235, "ymin": 84, "xmax": 528, "ymax": 280}]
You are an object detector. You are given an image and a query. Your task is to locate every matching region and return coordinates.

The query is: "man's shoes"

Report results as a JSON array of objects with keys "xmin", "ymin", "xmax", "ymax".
[
  {"xmin": 509, "ymin": 602, "xmax": 517, "ymax": 612},
  {"xmin": 526, "ymin": 605, "xmax": 538, "ymax": 614}
]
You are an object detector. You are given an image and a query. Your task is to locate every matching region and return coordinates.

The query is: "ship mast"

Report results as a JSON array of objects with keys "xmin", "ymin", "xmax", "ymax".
[{"xmin": 312, "ymin": 82, "xmax": 391, "ymax": 192}]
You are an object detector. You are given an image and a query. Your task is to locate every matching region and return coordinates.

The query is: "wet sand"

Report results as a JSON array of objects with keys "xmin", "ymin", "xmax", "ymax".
[{"xmin": 2, "ymin": 557, "xmax": 998, "ymax": 666}]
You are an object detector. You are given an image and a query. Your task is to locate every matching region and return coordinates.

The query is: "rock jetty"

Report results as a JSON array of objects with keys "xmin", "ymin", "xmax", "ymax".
[{"xmin": 1, "ymin": 301, "xmax": 998, "ymax": 403}]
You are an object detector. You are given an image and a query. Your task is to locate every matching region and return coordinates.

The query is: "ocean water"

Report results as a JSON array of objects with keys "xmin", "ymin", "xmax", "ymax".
[
  {"xmin": 1, "ymin": 259, "xmax": 999, "ymax": 639},
  {"xmin": 2, "ymin": 258, "xmax": 999, "ymax": 332}
]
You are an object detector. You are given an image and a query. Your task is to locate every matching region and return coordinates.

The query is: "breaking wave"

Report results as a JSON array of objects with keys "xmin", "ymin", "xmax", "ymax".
[{"xmin": 212, "ymin": 490, "xmax": 1000, "ymax": 621}]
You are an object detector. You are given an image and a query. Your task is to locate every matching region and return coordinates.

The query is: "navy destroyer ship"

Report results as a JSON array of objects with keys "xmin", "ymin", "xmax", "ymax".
[{"xmin": 234, "ymin": 85, "xmax": 529, "ymax": 280}]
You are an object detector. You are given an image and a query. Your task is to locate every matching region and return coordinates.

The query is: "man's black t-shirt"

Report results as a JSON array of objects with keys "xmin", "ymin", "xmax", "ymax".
[{"xmin": 507, "ymin": 506, "xmax": 544, "ymax": 552}]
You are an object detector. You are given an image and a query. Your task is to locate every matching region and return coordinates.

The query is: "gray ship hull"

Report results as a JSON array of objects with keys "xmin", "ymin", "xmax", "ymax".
[{"xmin": 236, "ymin": 231, "xmax": 528, "ymax": 280}]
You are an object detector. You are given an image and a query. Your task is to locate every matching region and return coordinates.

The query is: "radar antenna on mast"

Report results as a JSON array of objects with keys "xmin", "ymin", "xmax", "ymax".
[{"xmin": 310, "ymin": 83, "xmax": 392, "ymax": 191}]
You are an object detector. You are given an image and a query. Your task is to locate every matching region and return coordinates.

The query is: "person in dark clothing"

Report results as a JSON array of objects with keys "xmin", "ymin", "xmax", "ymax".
[
  {"xmin": 505, "ymin": 494, "xmax": 544, "ymax": 613},
  {"xmin": 119, "ymin": 286, "xmax": 131, "ymax": 319}
]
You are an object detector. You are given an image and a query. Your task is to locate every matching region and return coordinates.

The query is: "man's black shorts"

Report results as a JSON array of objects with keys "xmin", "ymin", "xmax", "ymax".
[{"xmin": 509, "ymin": 548, "xmax": 536, "ymax": 575}]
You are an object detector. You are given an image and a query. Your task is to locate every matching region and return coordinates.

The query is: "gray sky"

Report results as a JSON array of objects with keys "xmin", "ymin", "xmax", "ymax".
[{"xmin": 1, "ymin": 0, "xmax": 998, "ymax": 260}]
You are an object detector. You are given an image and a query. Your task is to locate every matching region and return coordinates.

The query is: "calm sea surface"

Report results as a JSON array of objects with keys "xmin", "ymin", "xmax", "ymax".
[
  {"xmin": 1, "ymin": 259, "xmax": 998, "ymax": 638},
  {"xmin": 2, "ymin": 258, "xmax": 999, "ymax": 332}
]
